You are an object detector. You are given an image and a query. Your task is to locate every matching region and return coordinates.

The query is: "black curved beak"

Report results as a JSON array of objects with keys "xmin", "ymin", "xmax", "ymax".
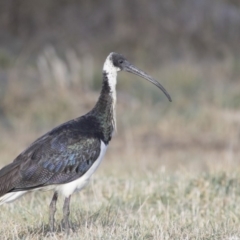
[{"xmin": 123, "ymin": 62, "xmax": 172, "ymax": 102}]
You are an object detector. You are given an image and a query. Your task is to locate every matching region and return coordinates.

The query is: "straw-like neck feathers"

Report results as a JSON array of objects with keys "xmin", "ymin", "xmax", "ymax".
[{"xmin": 90, "ymin": 53, "xmax": 119, "ymax": 143}]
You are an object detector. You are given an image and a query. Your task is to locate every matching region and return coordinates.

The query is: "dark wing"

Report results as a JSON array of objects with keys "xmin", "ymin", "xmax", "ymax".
[{"xmin": 0, "ymin": 121, "xmax": 101, "ymax": 196}]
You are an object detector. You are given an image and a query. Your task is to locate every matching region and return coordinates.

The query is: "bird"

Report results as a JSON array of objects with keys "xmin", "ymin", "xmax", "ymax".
[{"xmin": 0, "ymin": 52, "xmax": 172, "ymax": 233}]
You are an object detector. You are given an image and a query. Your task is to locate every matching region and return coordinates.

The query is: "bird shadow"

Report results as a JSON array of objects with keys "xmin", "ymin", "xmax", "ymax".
[
  {"xmin": 16, "ymin": 207, "xmax": 107, "ymax": 238},
  {"xmin": 18, "ymin": 221, "xmax": 80, "ymax": 238}
]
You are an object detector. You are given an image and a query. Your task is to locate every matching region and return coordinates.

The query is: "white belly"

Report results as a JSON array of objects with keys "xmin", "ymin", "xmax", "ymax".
[{"xmin": 55, "ymin": 140, "xmax": 107, "ymax": 197}]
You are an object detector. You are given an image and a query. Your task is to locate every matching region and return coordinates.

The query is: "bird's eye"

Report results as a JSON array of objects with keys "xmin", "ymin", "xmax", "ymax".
[{"xmin": 118, "ymin": 59, "xmax": 123, "ymax": 64}]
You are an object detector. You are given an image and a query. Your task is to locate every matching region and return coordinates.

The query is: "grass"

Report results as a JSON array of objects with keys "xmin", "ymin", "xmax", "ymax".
[
  {"xmin": 0, "ymin": 51, "xmax": 240, "ymax": 239},
  {"xmin": 0, "ymin": 168, "xmax": 240, "ymax": 239}
]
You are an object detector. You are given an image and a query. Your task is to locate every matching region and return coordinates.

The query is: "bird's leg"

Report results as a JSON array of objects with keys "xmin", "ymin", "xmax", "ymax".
[
  {"xmin": 49, "ymin": 191, "xmax": 58, "ymax": 232},
  {"xmin": 62, "ymin": 195, "xmax": 71, "ymax": 234}
]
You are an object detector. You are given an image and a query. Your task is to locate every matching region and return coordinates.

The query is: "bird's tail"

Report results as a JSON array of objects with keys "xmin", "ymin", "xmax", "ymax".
[
  {"xmin": 0, "ymin": 191, "xmax": 26, "ymax": 205},
  {"xmin": 0, "ymin": 161, "xmax": 23, "ymax": 204}
]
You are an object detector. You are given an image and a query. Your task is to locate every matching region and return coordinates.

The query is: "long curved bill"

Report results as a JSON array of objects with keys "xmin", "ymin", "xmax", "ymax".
[{"xmin": 124, "ymin": 64, "xmax": 172, "ymax": 102}]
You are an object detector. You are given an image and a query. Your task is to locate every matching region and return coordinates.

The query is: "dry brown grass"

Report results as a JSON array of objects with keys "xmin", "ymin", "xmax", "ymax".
[{"xmin": 0, "ymin": 165, "xmax": 240, "ymax": 239}]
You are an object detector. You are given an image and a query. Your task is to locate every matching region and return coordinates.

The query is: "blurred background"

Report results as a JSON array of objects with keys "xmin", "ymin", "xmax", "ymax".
[{"xmin": 0, "ymin": 0, "xmax": 240, "ymax": 173}]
